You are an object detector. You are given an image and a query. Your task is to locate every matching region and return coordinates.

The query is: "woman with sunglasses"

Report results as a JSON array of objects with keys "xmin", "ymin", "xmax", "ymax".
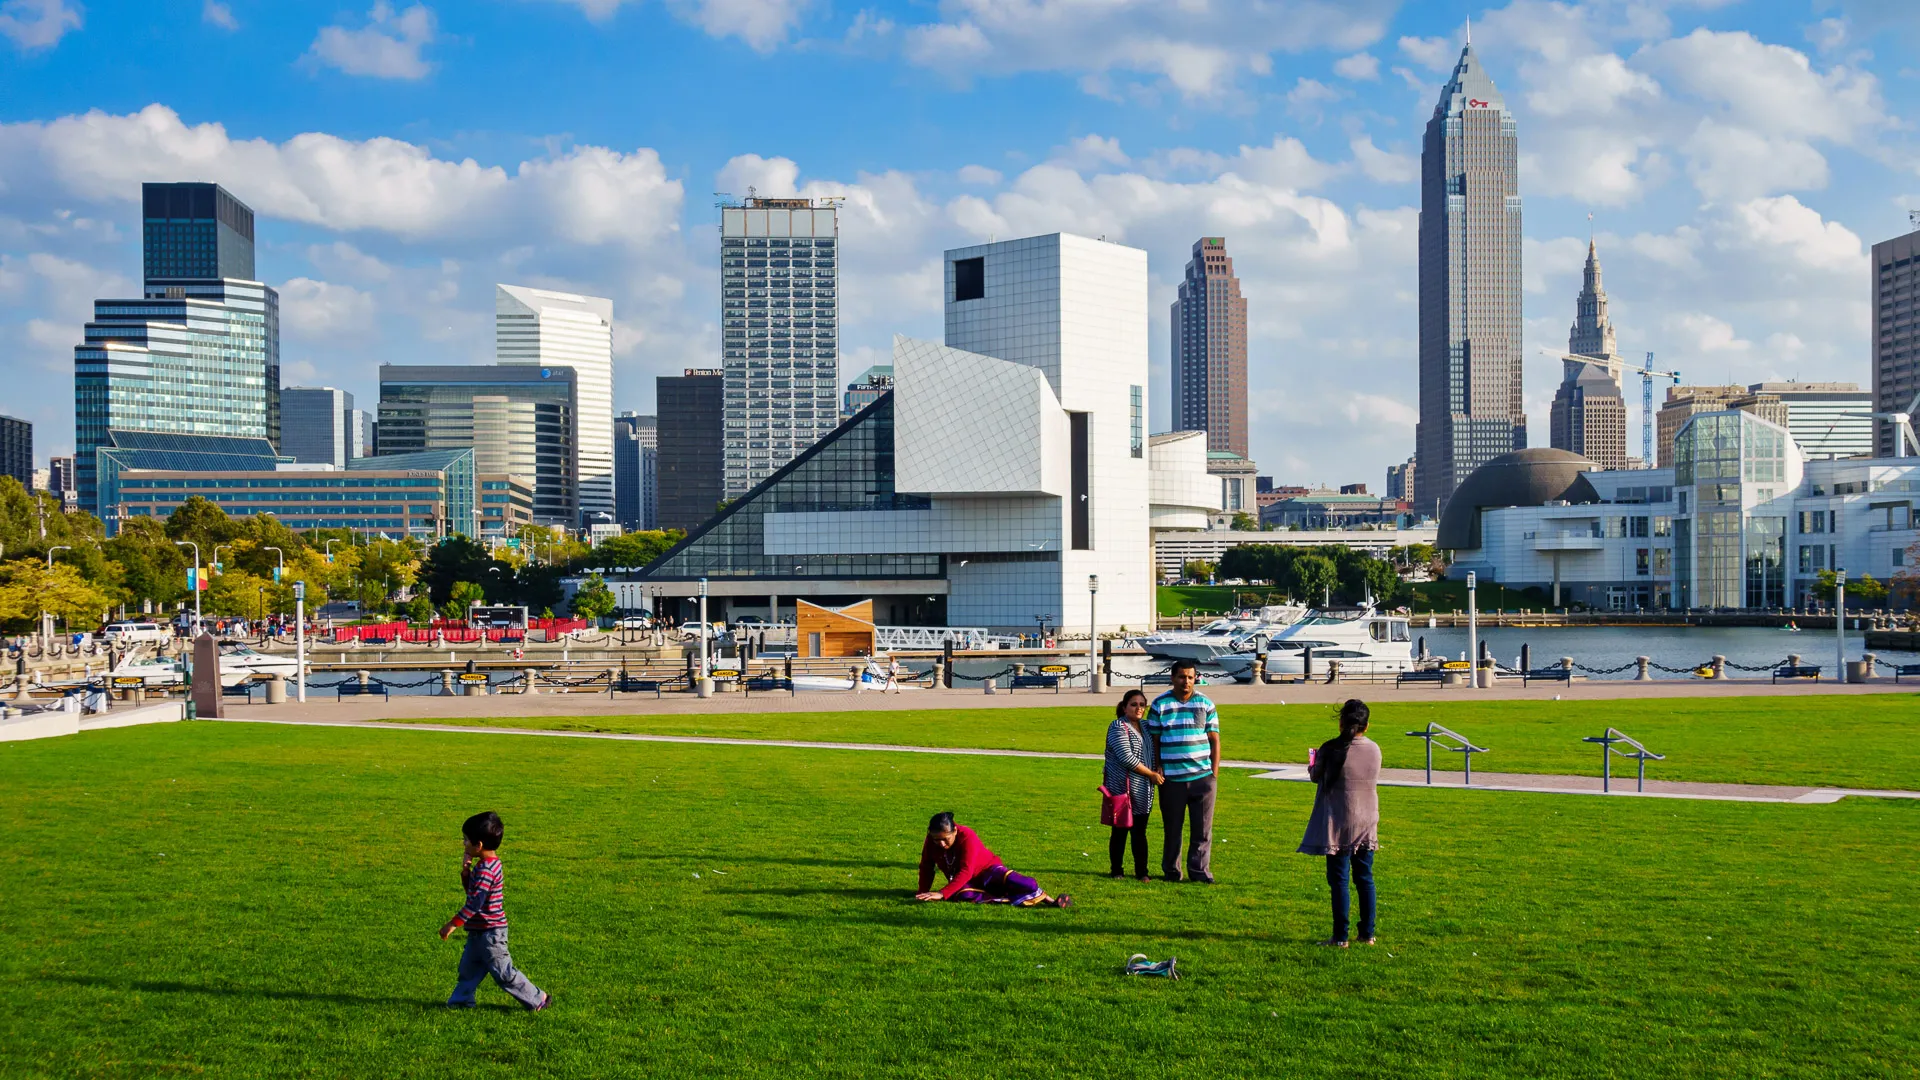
[{"xmin": 1103, "ymin": 689, "xmax": 1165, "ymax": 881}]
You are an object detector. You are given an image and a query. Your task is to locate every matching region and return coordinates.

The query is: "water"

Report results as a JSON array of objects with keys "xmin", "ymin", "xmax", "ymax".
[{"xmin": 310, "ymin": 625, "xmax": 1915, "ymax": 693}]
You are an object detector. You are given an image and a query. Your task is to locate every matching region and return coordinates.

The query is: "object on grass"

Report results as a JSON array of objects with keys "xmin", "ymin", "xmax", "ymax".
[{"xmin": 1125, "ymin": 953, "xmax": 1179, "ymax": 980}]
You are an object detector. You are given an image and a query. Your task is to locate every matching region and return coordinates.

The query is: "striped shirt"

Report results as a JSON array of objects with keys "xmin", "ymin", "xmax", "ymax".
[
  {"xmin": 456, "ymin": 856, "xmax": 508, "ymax": 930},
  {"xmin": 1145, "ymin": 690, "xmax": 1218, "ymax": 782},
  {"xmin": 1103, "ymin": 718, "xmax": 1155, "ymax": 816}
]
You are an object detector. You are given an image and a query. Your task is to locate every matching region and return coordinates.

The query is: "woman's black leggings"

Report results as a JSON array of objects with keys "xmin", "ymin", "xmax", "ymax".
[{"xmin": 1109, "ymin": 813, "xmax": 1151, "ymax": 877}]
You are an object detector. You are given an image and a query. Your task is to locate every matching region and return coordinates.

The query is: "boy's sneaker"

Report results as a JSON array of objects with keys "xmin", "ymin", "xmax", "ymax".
[
  {"xmin": 443, "ymin": 1001, "xmax": 476, "ymax": 1009},
  {"xmin": 531, "ymin": 992, "xmax": 552, "ymax": 1012}
]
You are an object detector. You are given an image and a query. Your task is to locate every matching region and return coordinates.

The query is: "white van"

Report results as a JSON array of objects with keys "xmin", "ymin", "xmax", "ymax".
[{"xmin": 102, "ymin": 622, "xmax": 173, "ymax": 645}]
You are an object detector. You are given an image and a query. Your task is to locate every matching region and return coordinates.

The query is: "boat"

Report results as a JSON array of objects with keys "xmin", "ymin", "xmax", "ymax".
[
  {"xmin": 1212, "ymin": 608, "xmax": 1415, "ymax": 683},
  {"xmin": 1141, "ymin": 604, "xmax": 1307, "ymax": 662},
  {"xmin": 107, "ymin": 642, "xmax": 299, "ymax": 688},
  {"xmin": 714, "ymin": 655, "xmax": 920, "ymax": 692}
]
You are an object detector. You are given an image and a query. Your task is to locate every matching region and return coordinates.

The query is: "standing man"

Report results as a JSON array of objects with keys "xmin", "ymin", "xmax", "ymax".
[{"xmin": 1144, "ymin": 658, "xmax": 1220, "ymax": 884}]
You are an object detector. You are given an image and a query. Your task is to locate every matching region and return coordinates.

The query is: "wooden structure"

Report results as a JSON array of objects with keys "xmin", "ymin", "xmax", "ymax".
[{"xmin": 796, "ymin": 599, "xmax": 876, "ymax": 658}]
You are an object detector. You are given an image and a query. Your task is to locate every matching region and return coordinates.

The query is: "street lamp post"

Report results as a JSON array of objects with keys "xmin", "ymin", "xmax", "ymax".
[
  {"xmin": 1835, "ymin": 567, "xmax": 1848, "ymax": 685},
  {"xmin": 1466, "ymin": 571, "xmax": 1480, "ymax": 690},
  {"xmin": 174, "ymin": 541, "xmax": 202, "ymax": 634},
  {"xmin": 213, "ymin": 544, "xmax": 232, "ymax": 578},
  {"xmin": 264, "ymin": 546, "xmax": 285, "ymax": 591},
  {"xmin": 697, "ymin": 577, "xmax": 711, "ymax": 698},
  {"xmin": 44, "ymin": 545, "xmax": 72, "ymax": 651},
  {"xmin": 1087, "ymin": 575, "xmax": 1100, "ymax": 694},
  {"xmin": 325, "ymin": 539, "xmax": 343, "ymax": 563}
]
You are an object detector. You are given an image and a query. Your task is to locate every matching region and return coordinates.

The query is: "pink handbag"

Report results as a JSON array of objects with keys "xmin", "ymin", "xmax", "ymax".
[{"xmin": 1099, "ymin": 785, "xmax": 1134, "ymax": 828}]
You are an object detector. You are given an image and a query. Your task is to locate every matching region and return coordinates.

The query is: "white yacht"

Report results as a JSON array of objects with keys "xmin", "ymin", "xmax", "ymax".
[
  {"xmin": 1141, "ymin": 604, "xmax": 1306, "ymax": 663},
  {"xmin": 1213, "ymin": 609, "xmax": 1414, "ymax": 682},
  {"xmin": 108, "ymin": 642, "xmax": 299, "ymax": 688}
]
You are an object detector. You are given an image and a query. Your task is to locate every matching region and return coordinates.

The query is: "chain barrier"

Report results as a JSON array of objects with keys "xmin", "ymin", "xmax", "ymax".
[
  {"xmin": 1647, "ymin": 660, "xmax": 1712, "ymax": 675},
  {"xmin": 305, "ymin": 677, "xmax": 353, "ymax": 689},
  {"xmin": 948, "ymin": 666, "xmax": 1017, "ymax": 684},
  {"xmin": 1722, "ymin": 658, "xmax": 1789, "ymax": 672},
  {"xmin": 1571, "ymin": 661, "xmax": 1639, "ymax": 675},
  {"xmin": 536, "ymin": 671, "xmax": 613, "ymax": 687},
  {"xmin": 1873, "ymin": 656, "xmax": 1900, "ymax": 671}
]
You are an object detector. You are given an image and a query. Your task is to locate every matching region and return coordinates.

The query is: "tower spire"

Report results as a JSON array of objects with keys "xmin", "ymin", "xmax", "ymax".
[{"xmin": 1465, "ymin": 15, "xmax": 1471, "ymax": 45}]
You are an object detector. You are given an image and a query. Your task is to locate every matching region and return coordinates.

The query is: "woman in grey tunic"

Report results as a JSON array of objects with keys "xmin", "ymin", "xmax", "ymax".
[
  {"xmin": 1298, "ymin": 699, "xmax": 1382, "ymax": 946},
  {"xmin": 1104, "ymin": 690, "xmax": 1164, "ymax": 880}
]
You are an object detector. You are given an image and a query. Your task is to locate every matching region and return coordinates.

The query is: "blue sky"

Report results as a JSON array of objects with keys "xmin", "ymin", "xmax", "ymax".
[{"xmin": 2, "ymin": 0, "xmax": 1918, "ymax": 487}]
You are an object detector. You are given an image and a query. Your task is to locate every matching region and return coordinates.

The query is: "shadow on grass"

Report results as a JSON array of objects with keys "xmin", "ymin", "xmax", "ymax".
[
  {"xmin": 727, "ymin": 906, "xmax": 1260, "ymax": 942},
  {"xmin": 722, "ymin": 886, "xmax": 905, "ymax": 900},
  {"xmin": 37, "ymin": 973, "xmax": 504, "ymax": 1011},
  {"xmin": 631, "ymin": 852, "xmax": 898, "ymax": 871}
]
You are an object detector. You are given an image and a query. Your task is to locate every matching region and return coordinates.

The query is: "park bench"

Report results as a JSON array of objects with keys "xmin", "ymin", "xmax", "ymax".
[
  {"xmin": 609, "ymin": 675, "xmax": 669, "ymax": 698},
  {"xmin": 1395, "ymin": 669, "xmax": 1449, "ymax": 688},
  {"xmin": 1771, "ymin": 664, "xmax": 1822, "ymax": 683},
  {"xmin": 1008, "ymin": 673, "xmax": 1061, "ymax": 693},
  {"xmin": 336, "ymin": 680, "xmax": 390, "ymax": 702},
  {"xmin": 745, "ymin": 675, "xmax": 795, "ymax": 696},
  {"xmin": 221, "ymin": 680, "xmax": 260, "ymax": 703},
  {"xmin": 1520, "ymin": 667, "xmax": 1572, "ymax": 687},
  {"xmin": 1894, "ymin": 663, "xmax": 1920, "ymax": 684},
  {"xmin": 360, "ymin": 635, "xmax": 392, "ymax": 646},
  {"xmin": 1138, "ymin": 672, "xmax": 1173, "ymax": 687}
]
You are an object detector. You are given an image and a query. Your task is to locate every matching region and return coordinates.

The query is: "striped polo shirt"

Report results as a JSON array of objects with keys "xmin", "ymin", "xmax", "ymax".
[
  {"xmin": 1146, "ymin": 690, "xmax": 1219, "ymax": 782},
  {"xmin": 457, "ymin": 856, "xmax": 508, "ymax": 930}
]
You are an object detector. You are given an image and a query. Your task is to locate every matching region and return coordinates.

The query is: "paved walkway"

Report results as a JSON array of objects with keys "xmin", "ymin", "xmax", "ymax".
[
  {"xmin": 226, "ymin": 675, "xmax": 1920, "ymax": 724},
  {"xmin": 216, "ymin": 716, "xmax": 1920, "ymax": 806}
]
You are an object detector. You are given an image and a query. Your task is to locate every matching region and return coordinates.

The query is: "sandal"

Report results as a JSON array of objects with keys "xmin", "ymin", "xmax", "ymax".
[
  {"xmin": 1316, "ymin": 939, "xmax": 1349, "ymax": 948},
  {"xmin": 1053, "ymin": 894, "xmax": 1073, "ymax": 909}
]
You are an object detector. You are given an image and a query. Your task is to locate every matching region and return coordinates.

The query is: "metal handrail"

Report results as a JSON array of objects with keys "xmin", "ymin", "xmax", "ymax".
[
  {"xmin": 1581, "ymin": 727, "xmax": 1666, "ymax": 792},
  {"xmin": 1403, "ymin": 722, "xmax": 1490, "ymax": 785}
]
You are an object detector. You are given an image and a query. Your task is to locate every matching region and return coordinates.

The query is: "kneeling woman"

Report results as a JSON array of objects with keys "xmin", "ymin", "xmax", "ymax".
[{"xmin": 914, "ymin": 812, "xmax": 1072, "ymax": 908}]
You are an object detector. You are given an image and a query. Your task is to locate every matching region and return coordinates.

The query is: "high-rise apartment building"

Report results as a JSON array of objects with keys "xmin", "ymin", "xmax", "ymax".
[
  {"xmin": 49, "ymin": 455, "xmax": 76, "ymax": 498},
  {"xmin": 1170, "ymin": 236, "xmax": 1249, "ymax": 457},
  {"xmin": 73, "ymin": 182, "xmax": 278, "ymax": 515},
  {"xmin": 0, "ymin": 416, "xmax": 30, "ymax": 489},
  {"xmin": 377, "ymin": 364, "xmax": 576, "ymax": 525},
  {"xmin": 615, "ymin": 412, "xmax": 658, "ymax": 531},
  {"xmin": 1550, "ymin": 240, "xmax": 1628, "ymax": 470},
  {"xmin": 1873, "ymin": 225, "xmax": 1920, "ymax": 457},
  {"xmin": 1747, "ymin": 382, "xmax": 1872, "ymax": 459},
  {"xmin": 1415, "ymin": 42, "xmax": 1524, "ymax": 515},
  {"xmin": 1386, "ymin": 458, "xmax": 1416, "ymax": 502},
  {"xmin": 657, "ymin": 370, "xmax": 725, "ymax": 531},
  {"xmin": 720, "ymin": 197, "xmax": 841, "ymax": 497},
  {"xmin": 281, "ymin": 387, "xmax": 355, "ymax": 467},
  {"xmin": 348, "ymin": 408, "xmax": 374, "ymax": 460},
  {"xmin": 496, "ymin": 284, "xmax": 613, "ymax": 524}
]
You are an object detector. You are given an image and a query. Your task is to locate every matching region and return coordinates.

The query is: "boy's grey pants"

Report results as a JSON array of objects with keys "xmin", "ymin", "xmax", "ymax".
[{"xmin": 449, "ymin": 927, "xmax": 544, "ymax": 1008}]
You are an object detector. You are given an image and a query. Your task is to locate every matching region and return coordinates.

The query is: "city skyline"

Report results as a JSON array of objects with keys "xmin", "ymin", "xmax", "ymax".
[{"xmin": 1, "ymin": 2, "xmax": 1914, "ymax": 490}]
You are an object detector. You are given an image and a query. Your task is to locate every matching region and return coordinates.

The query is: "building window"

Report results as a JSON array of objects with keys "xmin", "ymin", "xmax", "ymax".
[
  {"xmin": 1129, "ymin": 386, "xmax": 1143, "ymax": 459},
  {"xmin": 953, "ymin": 257, "xmax": 985, "ymax": 302},
  {"xmin": 1070, "ymin": 412, "xmax": 1090, "ymax": 550}
]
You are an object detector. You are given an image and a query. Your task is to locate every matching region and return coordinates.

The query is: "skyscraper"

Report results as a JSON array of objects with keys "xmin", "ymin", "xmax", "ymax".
[
  {"xmin": 496, "ymin": 284, "xmax": 614, "ymax": 524},
  {"xmin": 281, "ymin": 386, "xmax": 355, "ymax": 467},
  {"xmin": 657, "ymin": 370, "xmax": 725, "ymax": 531},
  {"xmin": 0, "ymin": 415, "xmax": 30, "ymax": 489},
  {"xmin": 74, "ymin": 183, "xmax": 279, "ymax": 515},
  {"xmin": 719, "ymin": 197, "xmax": 841, "ymax": 497},
  {"xmin": 1415, "ymin": 41, "xmax": 1523, "ymax": 515},
  {"xmin": 1873, "ymin": 223, "xmax": 1920, "ymax": 457},
  {"xmin": 377, "ymin": 364, "xmax": 577, "ymax": 525},
  {"xmin": 615, "ymin": 412, "xmax": 658, "ymax": 530},
  {"xmin": 348, "ymin": 408, "xmax": 375, "ymax": 460},
  {"xmin": 1170, "ymin": 236, "xmax": 1249, "ymax": 456},
  {"xmin": 1550, "ymin": 241, "xmax": 1628, "ymax": 469}
]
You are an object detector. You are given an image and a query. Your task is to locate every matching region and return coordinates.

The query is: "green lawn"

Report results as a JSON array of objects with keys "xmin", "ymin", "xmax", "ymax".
[
  {"xmin": 2, "ymin": 722, "xmax": 1916, "ymax": 1079},
  {"xmin": 414, "ymin": 696, "xmax": 1920, "ymax": 791},
  {"xmin": 1156, "ymin": 584, "xmax": 1289, "ymax": 617}
]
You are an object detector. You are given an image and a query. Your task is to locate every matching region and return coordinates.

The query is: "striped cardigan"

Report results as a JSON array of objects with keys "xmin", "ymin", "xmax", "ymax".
[{"xmin": 1103, "ymin": 719, "xmax": 1155, "ymax": 818}]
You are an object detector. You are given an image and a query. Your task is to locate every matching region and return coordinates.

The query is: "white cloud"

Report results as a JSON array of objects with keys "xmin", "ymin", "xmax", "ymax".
[
  {"xmin": 1332, "ymin": 51, "xmax": 1379, "ymax": 80},
  {"xmin": 1639, "ymin": 29, "xmax": 1885, "ymax": 144},
  {"xmin": 1683, "ymin": 121, "xmax": 1830, "ymax": 202},
  {"xmin": 543, "ymin": 0, "xmax": 809, "ymax": 49},
  {"xmin": 1397, "ymin": 34, "xmax": 1454, "ymax": 71},
  {"xmin": 1284, "ymin": 77, "xmax": 1340, "ymax": 117},
  {"xmin": 278, "ymin": 278, "xmax": 379, "ymax": 339},
  {"xmin": 1727, "ymin": 195, "xmax": 1866, "ymax": 274},
  {"xmin": 901, "ymin": 0, "xmax": 1395, "ymax": 99},
  {"xmin": 0, "ymin": 105, "xmax": 684, "ymax": 246},
  {"xmin": 1052, "ymin": 134, "xmax": 1129, "ymax": 170},
  {"xmin": 307, "ymin": 3, "xmax": 437, "ymax": 80},
  {"xmin": 0, "ymin": 0, "xmax": 81, "ymax": 50},
  {"xmin": 202, "ymin": 1, "xmax": 237, "ymax": 31},
  {"xmin": 1342, "ymin": 393, "xmax": 1417, "ymax": 427},
  {"xmin": 956, "ymin": 164, "xmax": 1001, "ymax": 185},
  {"xmin": 1349, "ymin": 136, "xmax": 1415, "ymax": 184}
]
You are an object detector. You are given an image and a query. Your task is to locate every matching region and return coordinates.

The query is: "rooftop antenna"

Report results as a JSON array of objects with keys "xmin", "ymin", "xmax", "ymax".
[{"xmin": 1465, "ymin": 15, "xmax": 1471, "ymax": 45}]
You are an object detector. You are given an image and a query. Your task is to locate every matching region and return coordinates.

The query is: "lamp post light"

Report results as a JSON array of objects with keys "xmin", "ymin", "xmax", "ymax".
[
  {"xmin": 264, "ymin": 546, "xmax": 285, "ymax": 587},
  {"xmin": 697, "ymin": 577, "xmax": 711, "ymax": 698},
  {"xmin": 1087, "ymin": 575, "xmax": 1101, "ymax": 694},
  {"xmin": 1835, "ymin": 567, "xmax": 1848, "ymax": 684},
  {"xmin": 43, "ymin": 545, "xmax": 72, "ymax": 651},
  {"xmin": 213, "ymin": 544, "xmax": 232, "ymax": 577},
  {"xmin": 1466, "ymin": 571, "xmax": 1480, "ymax": 690},
  {"xmin": 174, "ymin": 541, "xmax": 202, "ymax": 634},
  {"xmin": 325, "ymin": 539, "xmax": 343, "ymax": 563}
]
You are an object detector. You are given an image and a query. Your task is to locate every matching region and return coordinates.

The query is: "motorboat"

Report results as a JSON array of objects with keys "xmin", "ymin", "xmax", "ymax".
[
  {"xmin": 108, "ymin": 642, "xmax": 298, "ymax": 688},
  {"xmin": 215, "ymin": 641, "xmax": 300, "ymax": 678},
  {"xmin": 711, "ymin": 655, "xmax": 920, "ymax": 692},
  {"xmin": 1141, "ymin": 604, "xmax": 1307, "ymax": 662},
  {"xmin": 1213, "ymin": 608, "xmax": 1415, "ymax": 682}
]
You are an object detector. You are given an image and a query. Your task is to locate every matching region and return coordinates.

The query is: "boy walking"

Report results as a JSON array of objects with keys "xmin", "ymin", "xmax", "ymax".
[
  {"xmin": 439, "ymin": 811, "xmax": 551, "ymax": 1011},
  {"xmin": 1144, "ymin": 659, "xmax": 1220, "ymax": 884}
]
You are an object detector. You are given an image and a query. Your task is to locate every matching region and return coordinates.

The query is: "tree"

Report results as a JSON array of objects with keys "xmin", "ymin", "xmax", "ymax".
[
  {"xmin": 570, "ymin": 573, "xmax": 617, "ymax": 621},
  {"xmin": 1181, "ymin": 559, "xmax": 1216, "ymax": 582},
  {"xmin": 420, "ymin": 536, "xmax": 494, "ymax": 606},
  {"xmin": 1230, "ymin": 511, "xmax": 1259, "ymax": 532},
  {"xmin": 579, "ymin": 530, "xmax": 683, "ymax": 572},
  {"xmin": 405, "ymin": 594, "xmax": 433, "ymax": 625},
  {"xmin": 105, "ymin": 516, "xmax": 190, "ymax": 610},
  {"xmin": 1291, "ymin": 554, "xmax": 1338, "ymax": 602},
  {"xmin": 1359, "ymin": 557, "xmax": 1403, "ymax": 605},
  {"xmin": 164, "ymin": 496, "xmax": 241, "ymax": 549},
  {"xmin": 1850, "ymin": 573, "xmax": 1888, "ymax": 604},
  {"xmin": 0, "ymin": 560, "xmax": 115, "ymax": 633}
]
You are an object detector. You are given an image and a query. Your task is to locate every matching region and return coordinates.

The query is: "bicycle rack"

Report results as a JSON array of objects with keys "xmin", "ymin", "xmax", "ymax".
[
  {"xmin": 1581, "ymin": 727, "xmax": 1666, "ymax": 792},
  {"xmin": 1403, "ymin": 722, "xmax": 1490, "ymax": 785}
]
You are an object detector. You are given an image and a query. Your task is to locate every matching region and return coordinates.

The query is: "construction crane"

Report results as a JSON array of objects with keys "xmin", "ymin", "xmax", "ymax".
[{"xmin": 1540, "ymin": 349, "xmax": 1681, "ymax": 466}]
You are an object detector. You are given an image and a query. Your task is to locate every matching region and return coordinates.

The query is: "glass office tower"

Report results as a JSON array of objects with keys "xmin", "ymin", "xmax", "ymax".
[{"xmin": 75, "ymin": 183, "xmax": 279, "ymax": 514}]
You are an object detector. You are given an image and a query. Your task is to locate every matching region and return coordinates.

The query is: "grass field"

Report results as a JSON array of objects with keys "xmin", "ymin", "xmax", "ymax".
[
  {"xmin": 406, "ymin": 696, "xmax": 1920, "ymax": 791},
  {"xmin": 2, "ymin": 716, "xmax": 1917, "ymax": 1079}
]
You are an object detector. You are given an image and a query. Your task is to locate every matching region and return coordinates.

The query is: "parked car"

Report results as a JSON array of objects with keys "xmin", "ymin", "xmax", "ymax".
[
  {"xmin": 102, "ymin": 622, "xmax": 173, "ymax": 646},
  {"xmin": 617, "ymin": 615, "xmax": 654, "ymax": 630}
]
